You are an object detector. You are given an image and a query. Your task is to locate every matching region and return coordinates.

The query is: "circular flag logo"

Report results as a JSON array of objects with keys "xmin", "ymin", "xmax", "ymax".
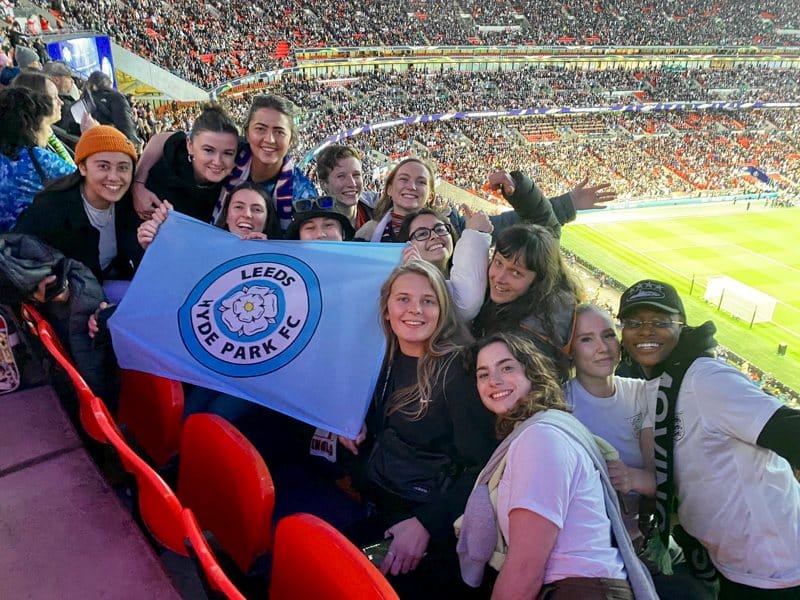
[{"xmin": 178, "ymin": 254, "xmax": 322, "ymax": 376}]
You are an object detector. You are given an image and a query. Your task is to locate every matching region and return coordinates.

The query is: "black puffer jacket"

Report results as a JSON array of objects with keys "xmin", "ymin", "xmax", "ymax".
[{"xmin": 0, "ymin": 233, "xmax": 116, "ymax": 405}]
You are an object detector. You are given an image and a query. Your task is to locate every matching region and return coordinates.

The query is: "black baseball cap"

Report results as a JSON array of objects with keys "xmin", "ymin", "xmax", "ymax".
[
  {"xmin": 285, "ymin": 206, "xmax": 355, "ymax": 241},
  {"xmin": 618, "ymin": 279, "xmax": 685, "ymax": 319}
]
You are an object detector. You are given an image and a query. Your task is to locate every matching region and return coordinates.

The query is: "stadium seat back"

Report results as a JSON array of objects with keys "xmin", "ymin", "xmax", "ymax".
[
  {"xmin": 269, "ymin": 513, "xmax": 398, "ymax": 600},
  {"xmin": 182, "ymin": 508, "xmax": 247, "ymax": 600},
  {"xmin": 21, "ymin": 303, "xmax": 102, "ymax": 442},
  {"xmin": 117, "ymin": 368, "xmax": 184, "ymax": 467},
  {"xmin": 177, "ymin": 413, "xmax": 274, "ymax": 574},
  {"xmin": 89, "ymin": 395, "xmax": 186, "ymax": 555}
]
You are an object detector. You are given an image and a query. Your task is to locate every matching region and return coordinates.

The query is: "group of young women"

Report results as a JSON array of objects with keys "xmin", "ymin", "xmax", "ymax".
[
  {"xmin": 341, "ymin": 254, "xmax": 660, "ymax": 598},
  {"xmin": 10, "ymin": 92, "xmax": 797, "ymax": 599},
  {"xmin": 4, "ymin": 91, "xmax": 632, "ymax": 596},
  {"xmin": 106, "ymin": 95, "xmax": 652, "ymax": 597}
]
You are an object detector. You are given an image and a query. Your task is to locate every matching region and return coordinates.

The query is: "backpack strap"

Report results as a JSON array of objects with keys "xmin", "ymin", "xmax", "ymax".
[{"xmin": 27, "ymin": 146, "xmax": 49, "ymax": 186}]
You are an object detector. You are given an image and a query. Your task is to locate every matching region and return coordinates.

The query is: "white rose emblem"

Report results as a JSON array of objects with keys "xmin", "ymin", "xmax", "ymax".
[{"xmin": 219, "ymin": 286, "xmax": 278, "ymax": 336}]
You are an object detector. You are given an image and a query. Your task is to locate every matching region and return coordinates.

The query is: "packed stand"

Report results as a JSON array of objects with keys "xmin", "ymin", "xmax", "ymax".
[{"xmin": 21, "ymin": 0, "xmax": 800, "ymax": 88}]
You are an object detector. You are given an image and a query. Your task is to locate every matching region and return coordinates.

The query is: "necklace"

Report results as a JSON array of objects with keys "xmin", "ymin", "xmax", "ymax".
[{"xmin": 80, "ymin": 186, "xmax": 115, "ymax": 229}]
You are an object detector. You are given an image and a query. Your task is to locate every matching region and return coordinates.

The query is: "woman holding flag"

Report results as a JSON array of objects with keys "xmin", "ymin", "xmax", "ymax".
[
  {"xmin": 339, "ymin": 260, "xmax": 496, "ymax": 598},
  {"xmin": 136, "ymin": 182, "xmax": 279, "ymax": 249}
]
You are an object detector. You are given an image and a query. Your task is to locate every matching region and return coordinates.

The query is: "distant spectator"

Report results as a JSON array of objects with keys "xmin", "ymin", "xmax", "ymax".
[
  {"xmin": 0, "ymin": 87, "xmax": 74, "ymax": 231},
  {"xmin": 14, "ymin": 44, "xmax": 40, "ymax": 70},
  {"xmin": 82, "ymin": 71, "xmax": 142, "ymax": 150},
  {"xmin": 43, "ymin": 61, "xmax": 79, "ymax": 130},
  {"xmin": 0, "ymin": 65, "xmax": 19, "ymax": 87},
  {"xmin": 11, "ymin": 70, "xmax": 75, "ymax": 162}
]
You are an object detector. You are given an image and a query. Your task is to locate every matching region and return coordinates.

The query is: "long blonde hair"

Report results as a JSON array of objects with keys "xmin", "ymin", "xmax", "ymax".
[
  {"xmin": 379, "ymin": 260, "xmax": 471, "ymax": 420},
  {"xmin": 373, "ymin": 157, "xmax": 436, "ymax": 221},
  {"xmin": 473, "ymin": 332, "xmax": 570, "ymax": 439}
]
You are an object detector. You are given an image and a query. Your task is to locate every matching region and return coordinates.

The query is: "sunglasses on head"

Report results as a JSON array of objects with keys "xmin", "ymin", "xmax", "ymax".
[{"xmin": 292, "ymin": 196, "xmax": 336, "ymax": 213}]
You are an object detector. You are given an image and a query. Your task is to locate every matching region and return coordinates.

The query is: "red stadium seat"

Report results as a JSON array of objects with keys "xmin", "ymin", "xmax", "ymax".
[
  {"xmin": 117, "ymin": 369, "xmax": 184, "ymax": 467},
  {"xmin": 20, "ymin": 303, "xmax": 102, "ymax": 443},
  {"xmin": 177, "ymin": 413, "xmax": 274, "ymax": 575},
  {"xmin": 182, "ymin": 508, "xmax": 246, "ymax": 600},
  {"xmin": 269, "ymin": 513, "xmax": 399, "ymax": 600},
  {"xmin": 88, "ymin": 395, "xmax": 187, "ymax": 555}
]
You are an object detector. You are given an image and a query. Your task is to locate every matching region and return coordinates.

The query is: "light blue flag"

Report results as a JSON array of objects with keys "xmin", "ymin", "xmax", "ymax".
[{"xmin": 109, "ymin": 211, "xmax": 403, "ymax": 438}]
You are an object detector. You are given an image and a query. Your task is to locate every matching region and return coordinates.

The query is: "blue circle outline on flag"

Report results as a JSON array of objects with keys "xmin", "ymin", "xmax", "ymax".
[{"xmin": 178, "ymin": 253, "xmax": 322, "ymax": 377}]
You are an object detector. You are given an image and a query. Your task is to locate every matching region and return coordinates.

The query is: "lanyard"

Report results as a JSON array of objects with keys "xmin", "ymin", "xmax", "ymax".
[{"xmin": 374, "ymin": 361, "xmax": 393, "ymax": 435}]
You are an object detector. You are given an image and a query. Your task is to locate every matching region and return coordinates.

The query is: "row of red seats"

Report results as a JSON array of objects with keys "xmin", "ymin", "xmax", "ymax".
[{"xmin": 20, "ymin": 304, "xmax": 398, "ymax": 600}]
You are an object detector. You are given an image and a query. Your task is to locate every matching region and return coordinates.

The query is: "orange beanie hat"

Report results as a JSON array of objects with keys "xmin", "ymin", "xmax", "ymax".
[{"xmin": 74, "ymin": 125, "xmax": 138, "ymax": 165}]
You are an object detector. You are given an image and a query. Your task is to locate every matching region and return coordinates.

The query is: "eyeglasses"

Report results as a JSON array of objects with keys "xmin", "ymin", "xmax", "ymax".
[
  {"xmin": 292, "ymin": 196, "xmax": 336, "ymax": 213},
  {"xmin": 409, "ymin": 222, "xmax": 452, "ymax": 242},
  {"xmin": 619, "ymin": 318, "xmax": 683, "ymax": 330}
]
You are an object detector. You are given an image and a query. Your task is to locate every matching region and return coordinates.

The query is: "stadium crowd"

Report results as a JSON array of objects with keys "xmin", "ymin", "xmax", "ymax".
[
  {"xmin": 11, "ymin": 0, "xmax": 798, "ymax": 87},
  {"xmin": 72, "ymin": 72, "xmax": 790, "ymax": 210},
  {"xmin": 163, "ymin": 68, "xmax": 798, "ymax": 202}
]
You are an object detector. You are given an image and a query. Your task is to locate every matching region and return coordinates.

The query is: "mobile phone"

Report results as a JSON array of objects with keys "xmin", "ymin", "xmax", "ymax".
[
  {"xmin": 43, "ymin": 260, "xmax": 69, "ymax": 301},
  {"xmin": 361, "ymin": 538, "xmax": 393, "ymax": 567}
]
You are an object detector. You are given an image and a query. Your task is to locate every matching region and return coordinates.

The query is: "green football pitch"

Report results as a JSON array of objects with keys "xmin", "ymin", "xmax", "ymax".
[{"xmin": 561, "ymin": 204, "xmax": 800, "ymax": 391}]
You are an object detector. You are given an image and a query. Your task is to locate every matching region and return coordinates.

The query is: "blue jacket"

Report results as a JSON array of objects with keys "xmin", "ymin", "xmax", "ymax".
[{"xmin": 0, "ymin": 147, "xmax": 75, "ymax": 232}]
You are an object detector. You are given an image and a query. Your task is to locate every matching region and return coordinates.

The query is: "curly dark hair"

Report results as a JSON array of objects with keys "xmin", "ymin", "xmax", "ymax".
[
  {"xmin": 0, "ymin": 88, "xmax": 53, "ymax": 159},
  {"xmin": 472, "ymin": 332, "xmax": 570, "ymax": 439}
]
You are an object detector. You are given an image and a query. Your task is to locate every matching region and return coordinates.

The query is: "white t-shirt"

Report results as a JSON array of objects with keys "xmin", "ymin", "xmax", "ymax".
[
  {"xmin": 496, "ymin": 421, "xmax": 627, "ymax": 585},
  {"xmin": 566, "ymin": 376, "xmax": 655, "ymax": 537},
  {"xmin": 565, "ymin": 376, "xmax": 654, "ymax": 469},
  {"xmin": 671, "ymin": 357, "xmax": 800, "ymax": 589}
]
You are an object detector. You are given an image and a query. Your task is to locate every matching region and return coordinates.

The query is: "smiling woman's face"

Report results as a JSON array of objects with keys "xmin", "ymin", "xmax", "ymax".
[
  {"xmin": 246, "ymin": 107, "xmax": 292, "ymax": 170},
  {"xmin": 407, "ymin": 213, "xmax": 453, "ymax": 266},
  {"xmin": 570, "ymin": 307, "xmax": 620, "ymax": 380},
  {"xmin": 322, "ymin": 156, "xmax": 363, "ymax": 207},
  {"xmin": 620, "ymin": 307, "xmax": 682, "ymax": 376},
  {"xmin": 476, "ymin": 341, "xmax": 532, "ymax": 415},
  {"xmin": 384, "ymin": 272, "xmax": 440, "ymax": 357},
  {"xmin": 387, "ymin": 160, "xmax": 432, "ymax": 215},
  {"xmin": 225, "ymin": 189, "xmax": 268, "ymax": 238}
]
